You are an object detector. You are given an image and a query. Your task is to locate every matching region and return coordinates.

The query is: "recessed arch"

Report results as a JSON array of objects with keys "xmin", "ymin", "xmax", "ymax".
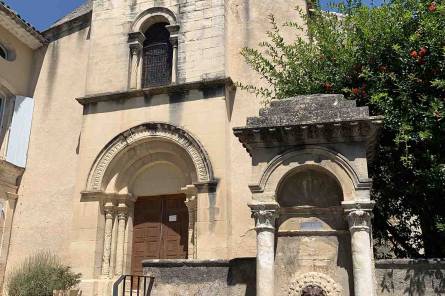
[
  {"xmin": 249, "ymin": 146, "xmax": 372, "ymax": 202},
  {"xmin": 277, "ymin": 165, "xmax": 343, "ymax": 208},
  {"xmin": 85, "ymin": 122, "xmax": 214, "ymax": 193}
]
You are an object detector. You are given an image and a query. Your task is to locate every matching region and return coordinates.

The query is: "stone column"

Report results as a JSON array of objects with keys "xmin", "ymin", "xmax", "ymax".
[
  {"xmin": 128, "ymin": 32, "xmax": 145, "ymax": 90},
  {"xmin": 167, "ymin": 25, "xmax": 180, "ymax": 84},
  {"xmin": 115, "ymin": 203, "xmax": 128, "ymax": 275},
  {"xmin": 101, "ymin": 202, "xmax": 115, "ymax": 277},
  {"xmin": 182, "ymin": 185, "xmax": 198, "ymax": 259},
  {"xmin": 346, "ymin": 207, "xmax": 374, "ymax": 296},
  {"xmin": 249, "ymin": 202, "xmax": 279, "ymax": 296}
]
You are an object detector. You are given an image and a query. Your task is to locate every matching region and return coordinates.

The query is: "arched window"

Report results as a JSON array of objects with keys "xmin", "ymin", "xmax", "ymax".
[
  {"xmin": 0, "ymin": 45, "xmax": 7, "ymax": 60},
  {"xmin": 142, "ymin": 23, "xmax": 173, "ymax": 88}
]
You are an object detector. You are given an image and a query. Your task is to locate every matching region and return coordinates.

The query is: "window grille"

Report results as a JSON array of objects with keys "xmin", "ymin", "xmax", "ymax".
[{"xmin": 142, "ymin": 23, "xmax": 173, "ymax": 88}]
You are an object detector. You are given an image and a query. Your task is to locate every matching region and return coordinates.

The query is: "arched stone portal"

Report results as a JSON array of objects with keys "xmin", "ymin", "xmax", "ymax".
[{"xmin": 82, "ymin": 122, "xmax": 216, "ymax": 278}]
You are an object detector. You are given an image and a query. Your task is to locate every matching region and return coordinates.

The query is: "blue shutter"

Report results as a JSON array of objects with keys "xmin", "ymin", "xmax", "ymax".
[{"xmin": 6, "ymin": 96, "xmax": 34, "ymax": 168}]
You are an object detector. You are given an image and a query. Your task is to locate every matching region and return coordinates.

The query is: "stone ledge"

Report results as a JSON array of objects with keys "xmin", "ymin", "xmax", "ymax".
[
  {"xmin": 277, "ymin": 230, "xmax": 350, "ymax": 236},
  {"xmin": 375, "ymin": 258, "xmax": 445, "ymax": 268},
  {"xmin": 43, "ymin": 11, "xmax": 92, "ymax": 42},
  {"xmin": 142, "ymin": 259, "xmax": 232, "ymax": 268},
  {"xmin": 76, "ymin": 77, "xmax": 234, "ymax": 106}
]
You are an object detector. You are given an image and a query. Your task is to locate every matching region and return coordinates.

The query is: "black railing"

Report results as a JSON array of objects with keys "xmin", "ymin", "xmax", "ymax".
[{"xmin": 112, "ymin": 275, "xmax": 155, "ymax": 296}]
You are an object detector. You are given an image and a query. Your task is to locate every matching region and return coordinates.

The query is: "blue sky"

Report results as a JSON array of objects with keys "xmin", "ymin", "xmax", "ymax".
[
  {"xmin": 4, "ymin": 0, "xmax": 86, "ymax": 31},
  {"xmin": 4, "ymin": 0, "xmax": 384, "ymax": 32}
]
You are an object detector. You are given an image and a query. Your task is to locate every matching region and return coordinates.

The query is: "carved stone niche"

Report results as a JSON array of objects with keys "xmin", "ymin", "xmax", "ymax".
[
  {"xmin": 233, "ymin": 94, "xmax": 382, "ymax": 296},
  {"xmin": 302, "ymin": 285, "xmax": 326, "ymax": 296}
]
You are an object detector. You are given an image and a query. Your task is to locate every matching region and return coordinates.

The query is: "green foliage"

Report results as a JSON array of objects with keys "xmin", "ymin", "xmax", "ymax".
[
  {"xmin": 7, "ymin": 251, "xmax": 81, "ymax": 296},
  {"xmin": 239, "ymin": 0, "xmax": 445, "ymax": 257}
]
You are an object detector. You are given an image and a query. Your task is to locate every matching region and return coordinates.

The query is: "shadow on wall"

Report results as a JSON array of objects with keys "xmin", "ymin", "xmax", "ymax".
[
  {"xmin": 376, "ymin": 259, "xmax": 445, "ymax": 296},
  {"xmin": 227, "ymin": 258, "xmax": 256, "ymax": 296}
]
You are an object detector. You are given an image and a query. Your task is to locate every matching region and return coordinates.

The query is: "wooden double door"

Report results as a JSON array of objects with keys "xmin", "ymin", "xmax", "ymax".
[{"xmin": 131, "ymin": 195, "xmax": 189, "ymax": 275}]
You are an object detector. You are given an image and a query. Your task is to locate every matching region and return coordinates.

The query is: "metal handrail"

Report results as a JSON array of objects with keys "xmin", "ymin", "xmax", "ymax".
[{"xmin": 112, "ymin": 275, "xmax": 155, "ymax": 296}]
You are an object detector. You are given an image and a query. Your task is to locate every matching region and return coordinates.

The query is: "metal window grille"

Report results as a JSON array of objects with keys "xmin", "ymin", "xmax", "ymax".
[{"xmin": 142, "ymin": 42, "xmax": 172, "ymax": 88}]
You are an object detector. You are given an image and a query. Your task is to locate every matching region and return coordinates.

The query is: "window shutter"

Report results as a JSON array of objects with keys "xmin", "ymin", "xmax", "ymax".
[{"xmin": 6, "ymin": 96, "xmax": 34, "ymax": 168}]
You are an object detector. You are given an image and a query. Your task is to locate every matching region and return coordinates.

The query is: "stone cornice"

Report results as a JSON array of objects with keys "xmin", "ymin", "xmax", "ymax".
[
  {"xmin": 233, "ymin": 94, "xmax": 383, "ymax": 156},
  {"xmin": 43, "ymin": 11, "xmax": 92, "ymax": 42},
  {"xmin": 234, "ymin": 118, "xmax": 382, "ymax": 154},
  {"xmin": 76, "ymin": 77, "xmax": 235, "ymax": 106}
]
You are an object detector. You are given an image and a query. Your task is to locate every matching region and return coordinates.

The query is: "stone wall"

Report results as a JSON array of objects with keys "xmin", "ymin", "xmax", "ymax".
[
  {"xmin": 86, "ymin": 0, "xmax": 226, "ymax": 95},
  {"xmin": 375, "ymin": 259, "xmax": 445, "ymax": 296},
  {"xmin": 143, "ymin": 259, "xmax": 256, "ymax": 296}
]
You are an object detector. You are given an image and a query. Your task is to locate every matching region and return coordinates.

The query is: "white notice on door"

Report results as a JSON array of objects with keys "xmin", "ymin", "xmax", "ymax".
[{"xmin": 169, "ymin": 215, "xmax": 177, "ymax": 222}]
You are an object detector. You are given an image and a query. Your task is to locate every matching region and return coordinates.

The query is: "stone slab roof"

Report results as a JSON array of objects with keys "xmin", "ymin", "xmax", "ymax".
[
  {"xmin": 51, "ymin": 0, "xmax": 92, "ymax": 28},
  {"xmin": 233, "ymin": 94, "xmax": 383, "ymax": 156},
  {"xmin": 0, "ymin": 1, "xmax": 47, "ymax": 48},
  {"xmin": 245, "ymin": 94, "xmax": 370, "ymax": 128}
]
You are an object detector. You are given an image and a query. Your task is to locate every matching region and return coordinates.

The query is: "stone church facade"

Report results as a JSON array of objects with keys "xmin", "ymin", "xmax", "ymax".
[{"xmin": 0, "ymin": 1, "xmax": 444, "ymax": 296}]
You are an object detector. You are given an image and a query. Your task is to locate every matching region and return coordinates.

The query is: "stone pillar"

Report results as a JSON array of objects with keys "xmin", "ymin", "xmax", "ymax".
[
  {"xmin": 101, "ymin": 202, "xmax": 115, "ymax": 277},
  {"xmin": 249, "ymin": 202, "xmax": 279, "ymax": 296},
  {"xmin": 167, "ymin": 25, "xmax": 180, "ymax": 84},
  {"xmin": 182, "ymin": 185, "xmax": 198, "ymax": 259},
  {"xmin": 128, "ymin": 32, "xmax": 145, "ymax": 90},
  {"xmin": 115, "ymin": 203, "xmax": 128, "ymax": 275},
  {"xmin": 345, "ymin": 203, "xmax": 375, "ymax": 296}
]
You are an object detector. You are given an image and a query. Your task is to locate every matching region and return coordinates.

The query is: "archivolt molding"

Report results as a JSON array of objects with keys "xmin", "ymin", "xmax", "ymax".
[
  {"xmin": 288, "ymin": 272, "xmax": 342, "ymax": 296},
  {"xmin": 86, "ymin": 123, "xmax": 214, "ymax": 192},
  {"xmin": 131, "ymin": 7, "xmax": 178, "ymax": 33},
  {"xmin": 249, "ymin": 146, "xmax": 372, "ymax": 195}
]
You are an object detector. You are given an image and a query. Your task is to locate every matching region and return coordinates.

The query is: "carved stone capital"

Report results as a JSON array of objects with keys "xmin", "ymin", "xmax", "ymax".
[
  {"xmin": 117, "ymin": 209, "xmax": 128, "ymax": 221},
  {"xmin": 249, "ymin": 202, "xmax": 279, "ymax": 231},
  {"xmin": 169, "ymin": 35, "xmax": 178, "ymax": 47},
  {"xmin": 347, "ymin": 209, "xmax": 372, "ymax": 232},
  {"xmin": 130, "ymin": 44, "xmax": 143, "ymax": 56},
  {"xmin": 128, "ymin": 32, "xmax": 145, "ymax": 56},
  {"xmin": 128, "ymin": 32, "xmax": 145, "ymax": 45},
  {"xmin": 342, "ymin": 200, "xmax": 374, "ymax": 232},
  {"xmin": 103, "ymin": 203, "xmax": 115, "ymax": 219}
]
